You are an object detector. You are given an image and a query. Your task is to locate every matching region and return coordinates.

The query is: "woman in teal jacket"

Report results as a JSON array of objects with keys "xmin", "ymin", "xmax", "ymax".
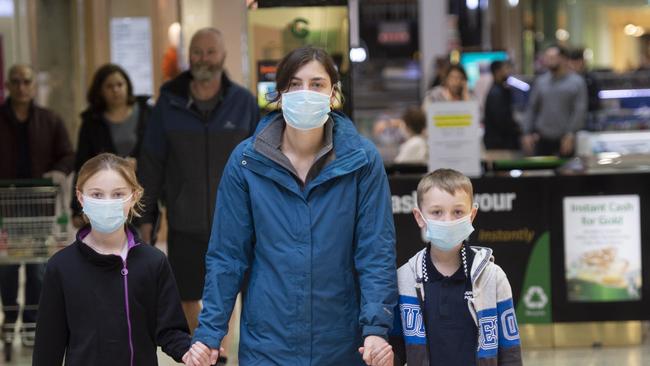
[{"xmin": 188, "ymin": 46, "xmax": 398, "ymax": 366}]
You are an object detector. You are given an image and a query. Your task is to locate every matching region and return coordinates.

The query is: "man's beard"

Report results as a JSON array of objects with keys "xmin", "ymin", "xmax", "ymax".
[{"xmin": 191, "ymin": 61, "xmax": 223, "ymax": 81}]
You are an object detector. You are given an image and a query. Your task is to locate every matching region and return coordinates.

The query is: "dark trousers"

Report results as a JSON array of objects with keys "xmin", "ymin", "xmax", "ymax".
[{"xmin": 0, "ymin": 263, "xmax": 45, "ymax": 327}]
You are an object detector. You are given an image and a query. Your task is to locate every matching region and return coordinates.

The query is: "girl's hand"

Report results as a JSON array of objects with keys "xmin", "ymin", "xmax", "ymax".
[
  {"xmin": 189, "ymin": 341, "xmax": 212, "ymax": 366},
  {"xmin": 182, "ymin": 350, "xmax": 196, "ymax": 366},
  {"xmin": 188, "ymin": 342, "xmax": 223, "ymax": 366}
]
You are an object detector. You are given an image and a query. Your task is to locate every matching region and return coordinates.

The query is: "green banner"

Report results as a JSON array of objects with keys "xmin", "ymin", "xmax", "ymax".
[{"xmin": 516, "ymin": 231, "xmax": 552, "ymax": 324}]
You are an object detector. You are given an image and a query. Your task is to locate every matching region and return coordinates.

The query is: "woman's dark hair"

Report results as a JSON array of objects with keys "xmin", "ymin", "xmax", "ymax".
[
  {"xmin": 87, "ymin": 63, "xmax": 136, "ymax": 112},
  {"xmin": 444, "ymin": 64, "xmax": 468, "ymax": 82},
  {"xmin": 270, "ymin": 45, "xmax": 341, "ymax": 104},
  {"xmin": 402, "ymin": 106, "xmax": 426, "ymax": 135}
]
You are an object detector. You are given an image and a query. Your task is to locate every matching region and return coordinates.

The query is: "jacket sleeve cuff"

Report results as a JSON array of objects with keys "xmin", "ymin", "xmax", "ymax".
[
  {"xmin": 362, "ymin": 325, "xmax": 389, "ymax": 340},
  {"xmin": 170, "ymin": 337, "xmax": 192, "ymax": 362},
  {"xmin": 192, "ymin": 330, "xmax": 223, "ymax": 350}
]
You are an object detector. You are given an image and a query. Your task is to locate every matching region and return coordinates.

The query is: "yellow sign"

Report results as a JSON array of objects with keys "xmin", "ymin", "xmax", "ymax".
[{"xmin": 433, "ymin": 114, "xmax": 473, "ymax": 128}]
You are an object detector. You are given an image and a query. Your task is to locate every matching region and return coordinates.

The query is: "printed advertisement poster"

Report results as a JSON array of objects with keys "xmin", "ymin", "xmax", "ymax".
[
  {"xmin": 110, "ymin": 17, "xmax": 154, "ymax": 96},
  {"xmin": 425, "ymin": 101, "xmax": 481, "ymax": 177},
  {"xmin": 563, "ymin": 195, "xmax": 642, "ymax": 302}
]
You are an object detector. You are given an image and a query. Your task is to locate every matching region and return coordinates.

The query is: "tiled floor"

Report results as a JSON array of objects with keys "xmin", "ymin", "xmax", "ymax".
[{"xmin": 3, "ymin": 336, "xmax": 650, "ymax": 365}]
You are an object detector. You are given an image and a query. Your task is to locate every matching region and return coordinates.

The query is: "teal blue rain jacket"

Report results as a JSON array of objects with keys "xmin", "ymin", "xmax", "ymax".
[{"xmin": 193, "ymin": 111, "xmax": 397, "ymax": 365}]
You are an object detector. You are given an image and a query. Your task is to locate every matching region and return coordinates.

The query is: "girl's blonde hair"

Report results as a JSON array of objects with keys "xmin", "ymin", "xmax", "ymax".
[{"xmin": 76, "ymin": 153, "xmax": 144, "ymax": 219}]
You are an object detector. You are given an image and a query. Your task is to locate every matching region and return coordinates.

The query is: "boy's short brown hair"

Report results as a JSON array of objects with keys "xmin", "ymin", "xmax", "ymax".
[{"xmin": 416, "ymin": 168, "xmax": 473, "ymax": 208}]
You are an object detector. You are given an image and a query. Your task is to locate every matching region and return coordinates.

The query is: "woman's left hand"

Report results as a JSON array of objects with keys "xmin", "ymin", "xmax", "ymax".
[{"xmin": 358, "ymin": 335, "xmax": 393, "ymax": 366}]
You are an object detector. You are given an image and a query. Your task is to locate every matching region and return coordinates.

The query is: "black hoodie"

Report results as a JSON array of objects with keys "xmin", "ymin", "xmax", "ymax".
[{"xmin": 32, "ymin": 226, "xmax": 190, "ymax": 365}]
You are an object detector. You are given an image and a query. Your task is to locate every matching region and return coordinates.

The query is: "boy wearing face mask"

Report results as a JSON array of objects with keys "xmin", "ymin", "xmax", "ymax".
[{"xmin": 392, "ymin": 169, "xmax": 522, "ymax": 366}]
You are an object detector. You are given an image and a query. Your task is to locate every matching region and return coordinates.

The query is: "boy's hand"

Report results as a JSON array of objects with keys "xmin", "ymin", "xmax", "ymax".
[{"xmin": 358, "ymin": 335, "xmax": 393, "ymax": 366}]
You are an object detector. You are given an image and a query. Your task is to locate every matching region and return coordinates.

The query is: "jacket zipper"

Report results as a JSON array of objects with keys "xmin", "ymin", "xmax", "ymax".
[
  {"xmin": 121, "ymin": 259, "xmax": 134, "ymax": 366},
  {"xmin": 170, "ymin": 97, "xmax": 215, "ymax": 231},
  {"xmin": 414, "ymin": 251, "xmax": 431, "ymax": 364},
  {"xmin": 414, "ymin": 280, "xmax": 432, "ymax": 364}
]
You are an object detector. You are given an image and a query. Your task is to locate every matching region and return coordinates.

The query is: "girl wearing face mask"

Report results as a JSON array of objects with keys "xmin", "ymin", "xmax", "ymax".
[
  {"xmin": 189, "ymin": 46, "xmax": 397, "ymax": 366},
  {"xmin": 32, "ymin": 153, "xmax": 211, "ymax": 365},
  {"xmin": 391, "ymin": 169, "xmax": 522, "ymax": 366}
]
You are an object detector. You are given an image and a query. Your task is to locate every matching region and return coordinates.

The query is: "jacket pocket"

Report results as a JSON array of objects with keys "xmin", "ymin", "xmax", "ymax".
[
  {"xmin": 242, "ymin": 270, "xmax": 261, "ymax": 328},
  {"xmin": 314, "ymin": 269, "xmax": 359, "ymax": 335}
]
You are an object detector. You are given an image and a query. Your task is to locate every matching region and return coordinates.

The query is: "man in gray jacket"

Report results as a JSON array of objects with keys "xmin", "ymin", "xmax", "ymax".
[
  {"xmin": 137, "ymin": 28, "xmax": 259, "ymax": 339},
  {"xmin": 522, "ymin": 45, "xmax": 587, "ymax": 156}
]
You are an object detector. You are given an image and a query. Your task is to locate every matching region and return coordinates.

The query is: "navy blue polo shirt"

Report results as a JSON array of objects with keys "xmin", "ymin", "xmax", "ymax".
[{"xmin": 423, "ymin": 245, "xmax": 477, "ymax": 366}]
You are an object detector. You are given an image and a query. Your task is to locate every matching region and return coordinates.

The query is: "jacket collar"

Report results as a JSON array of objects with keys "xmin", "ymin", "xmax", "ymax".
[
  {"xmin": 74, "ymin": 224, "xmax": 142, "ymax": 267},
  {"xmin": 242, "ymin": 111, "xmax": 369, "ymax": 198},
  {"xmin": 408, "ymin": 245, "xmax": 493, "ymax": 287},
  {"xmin": 253, "ymin": 113, "xmax": 334, "ymax": 183},
  {"xmin": 251, "ymin": 111, "xmax": 364, "ymax": 157},
  {"xmin": 1, "ymin": 98, "xmax": 35, "ymax": 125}
]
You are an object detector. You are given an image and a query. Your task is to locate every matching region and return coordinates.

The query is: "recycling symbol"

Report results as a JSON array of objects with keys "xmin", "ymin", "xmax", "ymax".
[{"xmin": 524, "ymin": 286, "xmax": 548, "ymax": 309}]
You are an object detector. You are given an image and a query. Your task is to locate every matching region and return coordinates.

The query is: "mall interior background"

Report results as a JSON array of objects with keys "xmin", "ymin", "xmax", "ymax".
[{"xmin": 2, "ymin": 0, "xmax": 650, "ymax": 364}]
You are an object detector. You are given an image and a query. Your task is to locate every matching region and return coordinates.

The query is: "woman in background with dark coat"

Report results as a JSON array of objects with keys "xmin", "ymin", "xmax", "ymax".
[{"xmin": 71, "ymin": 64, "xmax": 154, "ymax": 231}]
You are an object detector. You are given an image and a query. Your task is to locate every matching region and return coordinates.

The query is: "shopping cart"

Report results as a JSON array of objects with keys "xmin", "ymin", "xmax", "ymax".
[{"xmin": 0, "ymin": 180, "xmax": 70, "ymax": 361}]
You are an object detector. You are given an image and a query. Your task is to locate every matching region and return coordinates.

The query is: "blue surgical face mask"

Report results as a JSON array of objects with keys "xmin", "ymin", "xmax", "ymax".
[
  {"xmin": 423, "ymin": 213, "xmax": 475, "ymax": 251},
  {"xmin": 281, "ymin": 90, "xmax": 331, "ymax": 130},
  {"xmin": 82, "ymin": 195, "xmax": 132, "ymax": 234}
]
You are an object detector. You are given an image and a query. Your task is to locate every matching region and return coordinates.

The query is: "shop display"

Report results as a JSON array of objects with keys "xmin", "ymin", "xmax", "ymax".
[{"xmin": 563, "ymin": 195, "xmax": 642, "ymax": 302}]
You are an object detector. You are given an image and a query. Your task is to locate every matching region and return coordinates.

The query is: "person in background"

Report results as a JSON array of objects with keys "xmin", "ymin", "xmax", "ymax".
[
  {"xmin": 473, "ymin": 63, "xmax": 495, "ymax": 114},
  {"xmin": 568, "ymin": 48, "xmax": 600, "ymax": 113},
  {"xmin": 423, "ymin": 64, "xmax": 471, "ymax": 105},
  {"xmin": 72, "ymin": 64, "xmax": 153, "ymax": 230},
  {"xmin": 137, "ymin": 28, "xmax": 259, "ymax": 357},
  {"xmin": 522, "ymin": 45, "xmax": 587, "ymax": 157},
  {"xmin": 391, "ymin": 169, "xmax": 522, "ymax": 366},
  {"xmin": 430, "ymin": 56, "xmax": 451, "ymax": 89},
  {"xmin": 394, "ymin": 106, "xmax": 427, "ymax": 164},
  {"xmin": 0, "ymin": 64, "xmax": 74, "ymax": 346},
  {"xmin": 483, "ymin": 60, "xmax": 521, "ymax": 150}
]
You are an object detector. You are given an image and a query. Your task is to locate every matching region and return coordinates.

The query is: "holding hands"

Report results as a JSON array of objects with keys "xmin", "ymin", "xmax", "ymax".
[
  {"xmin": 358, "ymin": 335, "xmax": 394, "ymax": 366},
  {"xmin": 182, "ymin": 342, "xmax": 222, "ymax": 366}
]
